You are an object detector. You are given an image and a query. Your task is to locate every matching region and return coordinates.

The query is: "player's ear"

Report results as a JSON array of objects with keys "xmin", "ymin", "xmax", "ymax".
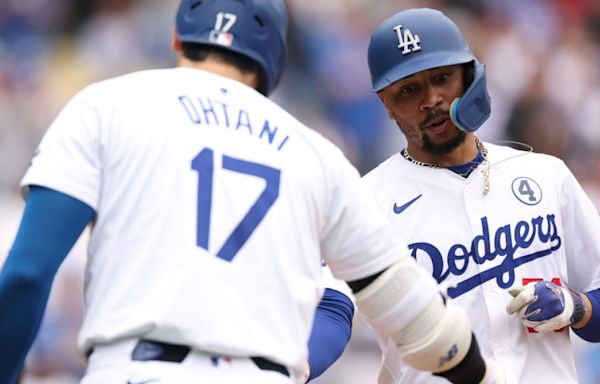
[
  {"xmin": 377, "ymin": 91, "xmax": 395, "ymax": 120},
  {"xmin": 171, "ymin": 28, "xmax": 183, "ymax": 53}
]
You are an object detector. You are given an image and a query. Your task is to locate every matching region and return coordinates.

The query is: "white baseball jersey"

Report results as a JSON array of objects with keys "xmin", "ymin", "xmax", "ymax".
[
  {"xmin": 21, "ymin": 67, "xmax": 406, "ymax": 375},
  {"xmin": 362, "ymin": 142, "xmax": 600, "ymax": 384}
]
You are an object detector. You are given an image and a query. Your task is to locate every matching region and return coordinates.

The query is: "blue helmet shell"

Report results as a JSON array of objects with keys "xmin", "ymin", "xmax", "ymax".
[{"xmin": 176, "ymin": 0, "xmax": 288, "ymax": 96}]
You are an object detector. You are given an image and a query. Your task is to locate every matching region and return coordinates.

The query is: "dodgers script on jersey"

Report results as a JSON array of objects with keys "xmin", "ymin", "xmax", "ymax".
[
  {"xmin": 362, "ymin": 142, "xmax": 600, "ymax": 384},
  {"xmin": 20, "ymin": 67, "xmax": 404, "ymax": 375}
]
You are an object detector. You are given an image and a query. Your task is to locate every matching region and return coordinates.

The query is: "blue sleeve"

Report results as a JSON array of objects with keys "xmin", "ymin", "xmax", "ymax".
[
  {"xmin": 573, "ymin": 288, "xmax": 600, "ymax": 342},
  {"xmin": 0, "ymin": 186, "xmax": 94, "ymax": 384},
  {"xmin": 306, "ymin": 288, "xmax": 354, "ymax": 381}
]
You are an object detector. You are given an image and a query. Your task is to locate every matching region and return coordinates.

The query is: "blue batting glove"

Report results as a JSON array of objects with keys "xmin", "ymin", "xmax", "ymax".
[{"xmin": 506, "ymin": 281, "xmax": 583, "ymax": 333}]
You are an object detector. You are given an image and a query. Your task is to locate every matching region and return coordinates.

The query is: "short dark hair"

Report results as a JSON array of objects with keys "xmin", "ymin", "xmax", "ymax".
[{"xmin": 181, "ymin": 42, "xmax": 266, "ymax": 91}]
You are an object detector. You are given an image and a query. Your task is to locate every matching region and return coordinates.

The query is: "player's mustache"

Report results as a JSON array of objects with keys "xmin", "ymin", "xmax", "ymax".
[{"xmin": 420, "ymin": 109, "xmax": 450, "ymax": 129}]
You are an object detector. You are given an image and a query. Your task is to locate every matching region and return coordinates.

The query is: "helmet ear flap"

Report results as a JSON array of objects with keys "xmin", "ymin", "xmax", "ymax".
[{"xmin": 450, "ymin": 62, "xmax": 491, "ymax": 132}]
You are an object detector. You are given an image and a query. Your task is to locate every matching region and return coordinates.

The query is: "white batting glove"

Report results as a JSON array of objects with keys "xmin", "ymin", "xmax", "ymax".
[
  {"xmin": 506, "ymin": 281, "xmax": 585, "ymax": 333},
  {"xmin": 479, "ymin": 358, "xmax": 506, "ymax": 384}
]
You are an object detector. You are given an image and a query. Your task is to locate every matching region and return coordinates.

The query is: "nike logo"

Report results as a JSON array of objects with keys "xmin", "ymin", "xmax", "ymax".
[{"xmin": 393, "ymin": 194, "xmax": 422, "ymax": 214}]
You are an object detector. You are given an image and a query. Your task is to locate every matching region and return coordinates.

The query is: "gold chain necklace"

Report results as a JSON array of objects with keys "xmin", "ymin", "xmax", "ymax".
[{"xmin": 402, "ymin": 137, "xmax": 490, "ymax": 195}]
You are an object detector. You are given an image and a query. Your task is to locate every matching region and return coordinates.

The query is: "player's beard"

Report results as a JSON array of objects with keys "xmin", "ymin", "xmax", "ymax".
[
  {"xmin": 422, "ymin": 129, "xmax": 467, "ymax": 155},
  {"xmin": 394, "ymin": 110, "xmax": 467, "ymax": 155}
]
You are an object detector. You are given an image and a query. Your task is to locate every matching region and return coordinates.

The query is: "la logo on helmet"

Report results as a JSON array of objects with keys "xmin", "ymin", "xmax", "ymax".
[{"xmin": 393, "ymin": 25, "xmax": 421, "ymax": 55}]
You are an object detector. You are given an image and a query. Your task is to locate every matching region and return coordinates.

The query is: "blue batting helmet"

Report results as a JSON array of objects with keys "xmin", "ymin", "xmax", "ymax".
[
  {"xmin": 368, "ymin": 8, "xmax": 491, "ymax": 132},
  {"xmin": 176, "ymin": 0, "xmax": 288, "ymax": 96}
]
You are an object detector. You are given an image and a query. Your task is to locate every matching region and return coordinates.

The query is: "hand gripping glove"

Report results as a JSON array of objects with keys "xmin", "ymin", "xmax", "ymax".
[{"xmin": 506, "ymin": 280, "xmax": 586, "ymax": 333}]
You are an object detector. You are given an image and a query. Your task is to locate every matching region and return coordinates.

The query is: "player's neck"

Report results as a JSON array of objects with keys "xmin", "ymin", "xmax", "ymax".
[
  {"xmin": 178, "ymin": 57, "xmax": 259, "ymax": 90},
  {"xmin": 405, "ymin": 134, "xmax": 480, "ymax": 168}
]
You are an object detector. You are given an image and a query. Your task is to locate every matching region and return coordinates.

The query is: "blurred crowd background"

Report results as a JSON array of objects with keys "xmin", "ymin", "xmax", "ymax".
[{"xmin": 2, "ymin": 0, "xmax": 600, "ymax": 382}]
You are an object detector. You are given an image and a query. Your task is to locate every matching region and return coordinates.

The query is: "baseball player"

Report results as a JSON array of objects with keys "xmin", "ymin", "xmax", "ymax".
[
  {"xmin": 0, "ymin": 1, "xmax": 498, "ymax": 384},
  {"xmin": 361, "ymin": 7, "xmax": 600, "ymax": 383}
]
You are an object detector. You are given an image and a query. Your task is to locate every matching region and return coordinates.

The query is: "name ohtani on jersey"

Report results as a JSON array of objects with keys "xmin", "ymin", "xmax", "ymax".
[
  {"xmin": 410, "ymin": 213, "xmax": 562, "ymax": 298},
  {"xmin": 178, "ymin": 94, "xmax": 290, "ymax": 151}
]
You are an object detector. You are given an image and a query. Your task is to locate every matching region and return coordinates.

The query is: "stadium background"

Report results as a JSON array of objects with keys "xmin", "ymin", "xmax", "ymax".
[{"xmin": 1, "ymin": 0, "xmax": 600, "ymax": 382}]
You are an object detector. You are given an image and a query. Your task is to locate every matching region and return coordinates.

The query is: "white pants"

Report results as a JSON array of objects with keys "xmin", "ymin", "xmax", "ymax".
[{"xmin": 81, "ymin": 339, "xmax": 298, "ymax": 384}]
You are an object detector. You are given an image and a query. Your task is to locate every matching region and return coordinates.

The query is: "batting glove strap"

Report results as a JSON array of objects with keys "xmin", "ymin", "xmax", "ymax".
[{"xmin": 569, "ymin": 288, "xmax": 586, "ymax": 325}]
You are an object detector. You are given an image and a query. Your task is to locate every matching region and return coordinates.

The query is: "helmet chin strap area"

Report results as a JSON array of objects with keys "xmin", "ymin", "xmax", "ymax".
[{"xmin": 449, "ymin": 62, "xmax": 491, "ymax": 132}]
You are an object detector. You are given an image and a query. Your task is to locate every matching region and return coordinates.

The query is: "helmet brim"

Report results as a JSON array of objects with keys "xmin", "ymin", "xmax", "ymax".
[{"xmin": 372, "ymin": 50, "xmax": 474, "ymax": 92}]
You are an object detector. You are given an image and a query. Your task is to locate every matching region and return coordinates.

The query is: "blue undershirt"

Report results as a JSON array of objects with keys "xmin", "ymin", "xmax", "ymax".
[
  {"xmin": 0, "ymin": 186, "xmax": 93, "ymax": 384},
  {"xmin": 447, "ymin": 147, "xmax": 485, "ymax": 177},
  {"xmin": 307, "ymin": 288, "xmax": 354, "ymax": 381},
  {"xmin": 574, "ymin": 290, "xmax": 600, "ymax": 342}
]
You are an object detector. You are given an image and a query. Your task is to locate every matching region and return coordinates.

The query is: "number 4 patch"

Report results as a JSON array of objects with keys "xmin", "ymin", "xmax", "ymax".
[{"xmin": 511, "ymin": 177, "xmax": 542, "ymax": 205}]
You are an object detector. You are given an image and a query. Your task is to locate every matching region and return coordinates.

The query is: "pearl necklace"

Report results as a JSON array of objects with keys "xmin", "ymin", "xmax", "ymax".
[{"xmin": 401, "ymin": 137, "xmax": 490, "ymax": 195}]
